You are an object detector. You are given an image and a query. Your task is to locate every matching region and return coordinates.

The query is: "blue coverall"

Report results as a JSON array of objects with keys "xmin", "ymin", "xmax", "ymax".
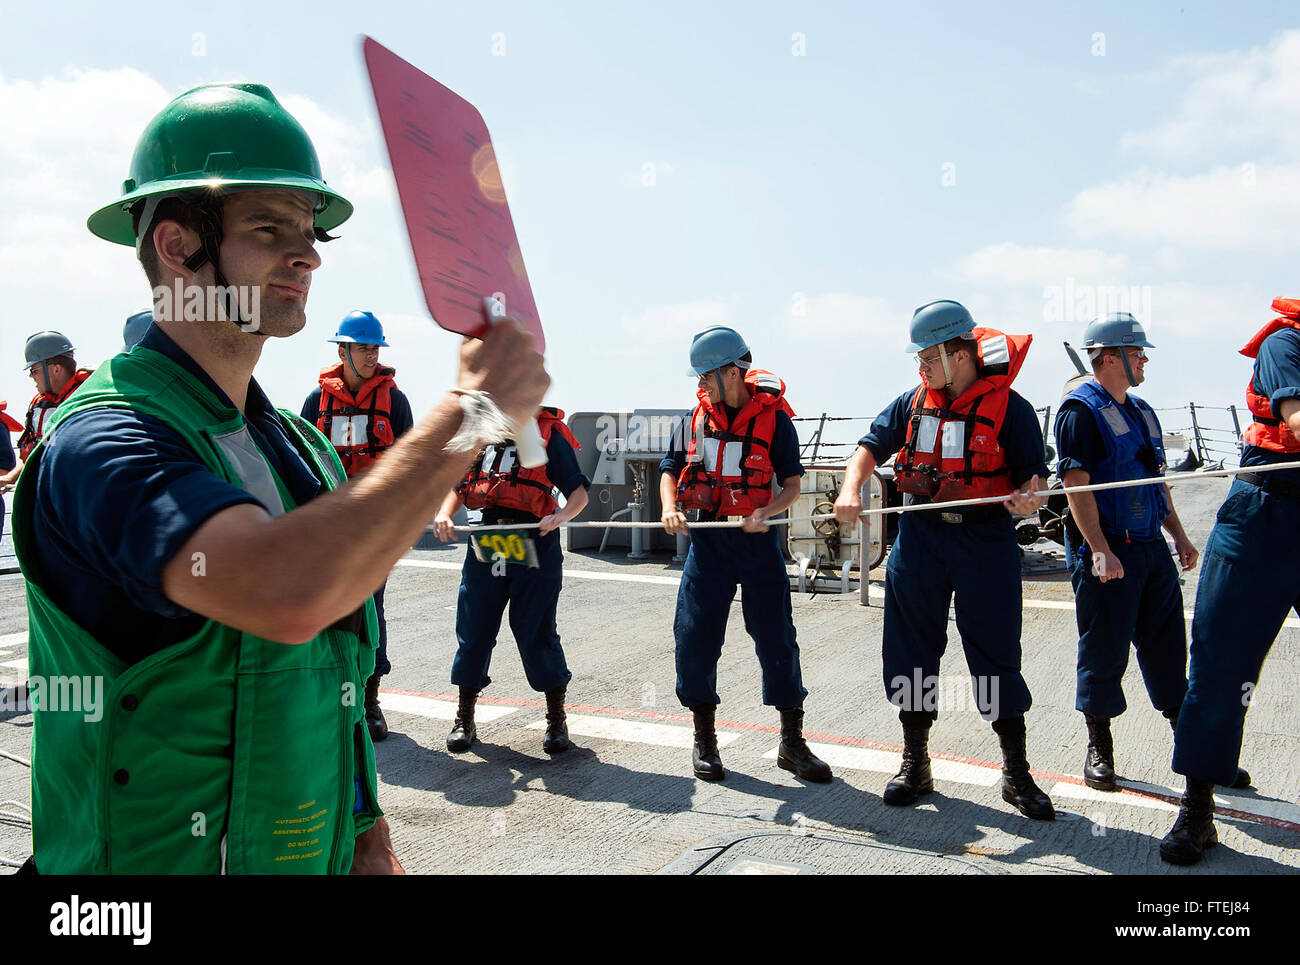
[
  {"xmin": 862, "ymin": 387, "xmax": 1047, "ymax": 722},
  {"xmin": 1173, "ymin": 328, "xmax": 1300, "ymax": 784},
  {"xmin": 662, "ymin": 408, "xmax": 808, "ymax": 709},
  {"xmin": 451, "ymin": 432, "xmax": 588, "ymax": 693},
  {"xmin": 1055, "ymin": 381, "xmax": 1187, "ymax": 719},
  {"xmin": 300, "ymin": 382, "xmax": 414, "ymax": 676}
]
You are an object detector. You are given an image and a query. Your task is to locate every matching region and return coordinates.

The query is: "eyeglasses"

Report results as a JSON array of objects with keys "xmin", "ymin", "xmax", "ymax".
[{"xmin": 915, "ymin": 352, "xmax": 941, "ymax": 367}]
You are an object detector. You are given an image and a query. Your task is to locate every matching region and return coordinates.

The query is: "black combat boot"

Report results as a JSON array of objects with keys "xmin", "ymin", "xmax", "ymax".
[
  {"xmin": 1083, "ymin": 714, "xmax": 1116, "ymax": 791},
  {"xmin": 1160, "ymin": 777, "xmax": 1218, "ymax": 865},
  {"xmin": 364, "ymin": 673, "xmax": 388, "ymax": 743},
  {"xmin": 542, "ymin": 687, "xmax": 571, "ymax": 754},
  {"xmin": 446, "ymin": 686, "xmax": 478, "ymax": 753},
  {"xmin": 993, "ymin": 716, "xmax": 1055, "ymax": 821},
  {"xmin": 1164, "ymin": 706, "xmax": 1250, "ymax": 789},
  {"xmin": 884, "ymin": 720, "xmax": 934, "ymax": 805},
  {"xmin": 776, "ymin": 707, "xmax": 832, "ymax": 783},
  {"xmin": 691, "ymin": 705, "xmax": 724, "ymax": 781}
]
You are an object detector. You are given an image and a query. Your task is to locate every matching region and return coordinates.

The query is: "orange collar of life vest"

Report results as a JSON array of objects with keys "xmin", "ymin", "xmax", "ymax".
[
  {"xmin": 318, "ymin": 362, "xmax": 397, "ymax": 404},
  {"xmin": 695, "ymin": 369, "xmax": 795, "ymax": 428},
  {"xmin": 920, "ymin": 328, "xmax": 1031, "ymax": 411},
  {"xmin": 1241, "ymin": 298, "xmax": 1300, "ymax": 359}
]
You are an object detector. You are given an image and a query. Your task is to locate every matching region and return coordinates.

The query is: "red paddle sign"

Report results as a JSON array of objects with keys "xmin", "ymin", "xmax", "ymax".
[{"xmin": 362, "ymin": 36, "xmax": 544, "ymax": 354}]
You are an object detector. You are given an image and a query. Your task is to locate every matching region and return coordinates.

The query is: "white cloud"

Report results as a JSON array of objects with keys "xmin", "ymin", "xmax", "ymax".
[
  {"xmin": 954, "ymin": 242, "xmax": 1129, "ymax": 287},
  {"xmin": 1120, "ymin": 30, "xmax": 1300, "ymax": 161},
  {"xmin": 278, "ymin": 93, "xmax": 392, "ymax": 203},
  {"xmin": 1065, "ymin": 163, "xmax": 1300, "ymax": 251}
]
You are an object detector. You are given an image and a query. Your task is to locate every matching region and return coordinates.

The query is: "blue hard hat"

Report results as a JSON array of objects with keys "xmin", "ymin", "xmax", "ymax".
[
  {"xmin": 1080, "ymin": 312, "xmax": 1155, "ymax": 351},
  {"xmin": 23, "ymin": 331, "xmax": 75, "ymax": 371},
  {"xmin": 688, "ymin": 326, "xmax": 750, "ymax": 377},
  {"xmin": 123, "ymin": 311, "xmax": 153, "ymax": 351},
  {"xmin": 905, "ymin": 299, "xmax": 976, "ymax": 353},
  {"xmin": 328, "ymin": 310, "xmax": 389, "ymax": 346}
]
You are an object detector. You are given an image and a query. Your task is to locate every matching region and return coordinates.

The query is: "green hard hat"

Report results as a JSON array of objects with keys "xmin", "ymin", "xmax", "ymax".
[{"xmin": 87, "ymin": 82, "xmax": 353, "ymax": 246}]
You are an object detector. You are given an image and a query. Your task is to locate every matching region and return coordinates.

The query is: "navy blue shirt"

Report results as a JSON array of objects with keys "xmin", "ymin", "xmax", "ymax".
[
  {"xmin": 859, "ymin": 386, "xmax": 1048, "ymax": 496},
  {"xmin": 28, "ymin": 327, "xmax": 325, "ymax": 664},
  {"xmin": 0, "ymin": 424, "xmax": 14, "ymax": 472},
  {"xmin": 298, "ymin": 383, "xmax": 414, "ymax": 442},
  {"xmin": 1244, "ymin": 328, "xmax": 1300, "ymax": 487},
  {"xmin": 1054, "ymin": 393, "xmax": 1155, "ymax": 479},
  {"xmin": 659, "ymin": 406, "xmax": 804, "ymax": 481}
]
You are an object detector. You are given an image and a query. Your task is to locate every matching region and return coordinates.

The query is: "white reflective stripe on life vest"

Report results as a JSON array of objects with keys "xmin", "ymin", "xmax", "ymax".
[
  {"xmin": 329, "ymin": 414, "xmax": 370, "ymax": 449},
  {"xmin": 940, "ymin": 421, "xmax": 965, "ymax": 459},
  {"xmin": 980, "ymin": 333, "xmax": 1010, "ymax": 368},
  {"xmin": 1099, "ymin": 404, "xmax": 1130, "ymax": 436},
  {"xmin": 1142, "ymin": 408, "xmax": 1159, "ymax": 438},
  {"xmin": 697, "ymin": 436, "xmax": 743, "ymax": 476},
  {"xmin": 33, "ymin": 405, "xmax": 53, "ymax": 439},
  {"xmin": 916, "ymin": 415, "xmax": 940, "ymax": 454},
  {"xmin": 481, "ymin": 443, "xmax": 518, "ymax": 475}
]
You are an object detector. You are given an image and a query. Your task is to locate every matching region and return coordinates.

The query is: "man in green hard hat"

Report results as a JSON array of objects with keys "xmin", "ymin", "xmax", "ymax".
[{"xmin": 12, "ymin": 82, "xmax": 547, "ymax": 875}]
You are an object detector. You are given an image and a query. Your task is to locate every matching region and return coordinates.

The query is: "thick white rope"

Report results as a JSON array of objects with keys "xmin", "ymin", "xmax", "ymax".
[{"xmin": 450, "ymin": 459, "xmax": 1300, "ymax": 533}]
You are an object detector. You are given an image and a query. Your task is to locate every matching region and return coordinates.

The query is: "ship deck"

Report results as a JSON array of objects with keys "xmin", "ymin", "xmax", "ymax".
[{"xmin": 1, "ymin": 475, "xmax": 1297, "ymax": 875}]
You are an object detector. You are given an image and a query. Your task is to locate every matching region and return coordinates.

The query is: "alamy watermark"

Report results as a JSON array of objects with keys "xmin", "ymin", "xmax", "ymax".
[
  {"xmin": 151, "ymin": 279, "xmax": 262, "ymax": 332},
  {"xmin": 1042, "ymin": 280, "xmax": 1152, "ymax": 326},
  {"xmin": 594, "ymin": 412, "xmax": 682, "ymax": 454},
  {"xmin": 887, "ymin": 671, "xmax": 1000, "ymax": 718},
  {"xmin": 1, "ymin": 675, "xmax": 103, "ymax": 722}
]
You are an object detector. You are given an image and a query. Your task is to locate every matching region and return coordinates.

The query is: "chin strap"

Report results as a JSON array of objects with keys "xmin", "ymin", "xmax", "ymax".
[
  {"xmin": 344, "ymin": 344, "xmax": 363, "ymax": 381},
  {"xmin": 937, "ymin": 344, "xmax": 954, "ymax": 388},
  {"xmin": 177, "ymin": 202, "xmax": 251, "ymax": 333},
  {"xmin": 1119, "ymin": 352, "xmax": 1139, "ymax": 387}
]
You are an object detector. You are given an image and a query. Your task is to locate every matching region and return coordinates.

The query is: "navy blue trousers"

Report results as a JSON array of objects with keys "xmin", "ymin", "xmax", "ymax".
[
  {"xmin": 451, "ymin": 533, "xmax": 572, "ymax": 693},
  {"xmin": 882, "ymin": 512, "xmax": 1031, "ymax": 722},
  {"xmin": 1066, "ymin": 532, "xmax": 1187, "ymax": 718},
  {"xmin": 372, "ymin": 580, "xmax": 390, "ymax": 677},
  {"xmin": 1174, "ymin": 480, "xmax": 1300, "ymax": 784},
  {"xmin": 674, "ymin": 526, "xmax": 807, "ymax": 708}
]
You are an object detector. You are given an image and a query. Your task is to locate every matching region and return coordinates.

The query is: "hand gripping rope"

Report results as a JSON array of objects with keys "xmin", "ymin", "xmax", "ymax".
[{"xmin": 450, "ymin": 459, "xmax": 1300, "ymax": 534}]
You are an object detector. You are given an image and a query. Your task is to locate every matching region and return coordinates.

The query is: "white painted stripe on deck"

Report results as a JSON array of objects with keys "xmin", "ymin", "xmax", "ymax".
[
  {"xmin": 1051, "ymin": 778, "xmax": 1300, "ymax": 824},
  {"xmin": 379, "ymin": 693, "xmax": 517, "ymax": 723},
  {"xmin": 760, "ymin": 742, "xmax": 1002, "ymax": 787},
  {"xmin": 0, "ymin": 632, "xmax": 27, "ymax": 648},
  {"xmin": 0, "ymin": 659, "xmax": 26, "ymax": 671},
  {"xmin": 397, "ymin": 558, "xmax": 681, "ymax": 587},
  {"xmin": 1050, "ymin": 781, "xmax": 1180, "ymax": 814},
  {"xmin": 399, "ymin": 556, "xmax": 1300, "ymax": 628},
  {"xmin": 526, "ymin": 714, "xmax": 741, "ymax": 749}
]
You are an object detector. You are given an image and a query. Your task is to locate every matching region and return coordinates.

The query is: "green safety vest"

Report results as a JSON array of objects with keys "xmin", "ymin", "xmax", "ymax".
[{"xmin": 12, "ymin": 346, "xmax": 382, "ymax": 874}]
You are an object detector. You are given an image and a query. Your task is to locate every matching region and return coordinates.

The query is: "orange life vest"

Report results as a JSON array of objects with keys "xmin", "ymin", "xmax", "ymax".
[
  {"xmin": 677, "ymin": 369, "xmax": 795, "ymax": 517},
  {"xmin": 895, "ymin": 328, "xmax": 1032, "ymax": 503},
  {"xmin": 0, "ymin": 402, "xmax": 22, "ymax": 434},
  {"xmin": 18, "ymin": 368, "xmax": 93, "ymax": 460},
  {"xmin": 316, "ymin": 363, "xmax": 398, "ymax": 477},
  {"xmin": 458, "ymin": 408, "xmax": 581, "ymax": 518},
  {"xmin": 1240, "ymin": 297, "xmax": 1300, "ymax": 453}
]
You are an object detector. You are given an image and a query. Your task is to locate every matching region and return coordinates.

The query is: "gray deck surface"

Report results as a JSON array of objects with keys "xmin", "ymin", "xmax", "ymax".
[{"xmin": 2, "ymin": 475, "xmax": 1297, "ymax": 874}]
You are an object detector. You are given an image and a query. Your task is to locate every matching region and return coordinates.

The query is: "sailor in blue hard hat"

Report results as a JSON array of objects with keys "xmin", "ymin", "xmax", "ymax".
[
  {"xmin": 661, "ymin": 325, "xmax": 832, "ymax": 784},
  {"xmin": 122, "ymin": 311, "xmax": 154, "ymax": 352},
  {"xmin": 1055, "ymin": 313, "xmax": 1247, "ymax": 804},
  {"xmin": 301, "ymin": 310, "xmax": 414, "ymax": 742},
  {"xmin": 0, "ymin": 333, "xmax": 93, "ymax": 493},
  {"xmin": 835, "ymin": 299, "xmax": 1055, "ymax": 820}
]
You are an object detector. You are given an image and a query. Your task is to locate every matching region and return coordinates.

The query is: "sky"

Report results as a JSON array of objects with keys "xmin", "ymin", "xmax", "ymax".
[{"xmin": 2, "ymin": 0, "xmax": 1297, "ymax": 452}]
